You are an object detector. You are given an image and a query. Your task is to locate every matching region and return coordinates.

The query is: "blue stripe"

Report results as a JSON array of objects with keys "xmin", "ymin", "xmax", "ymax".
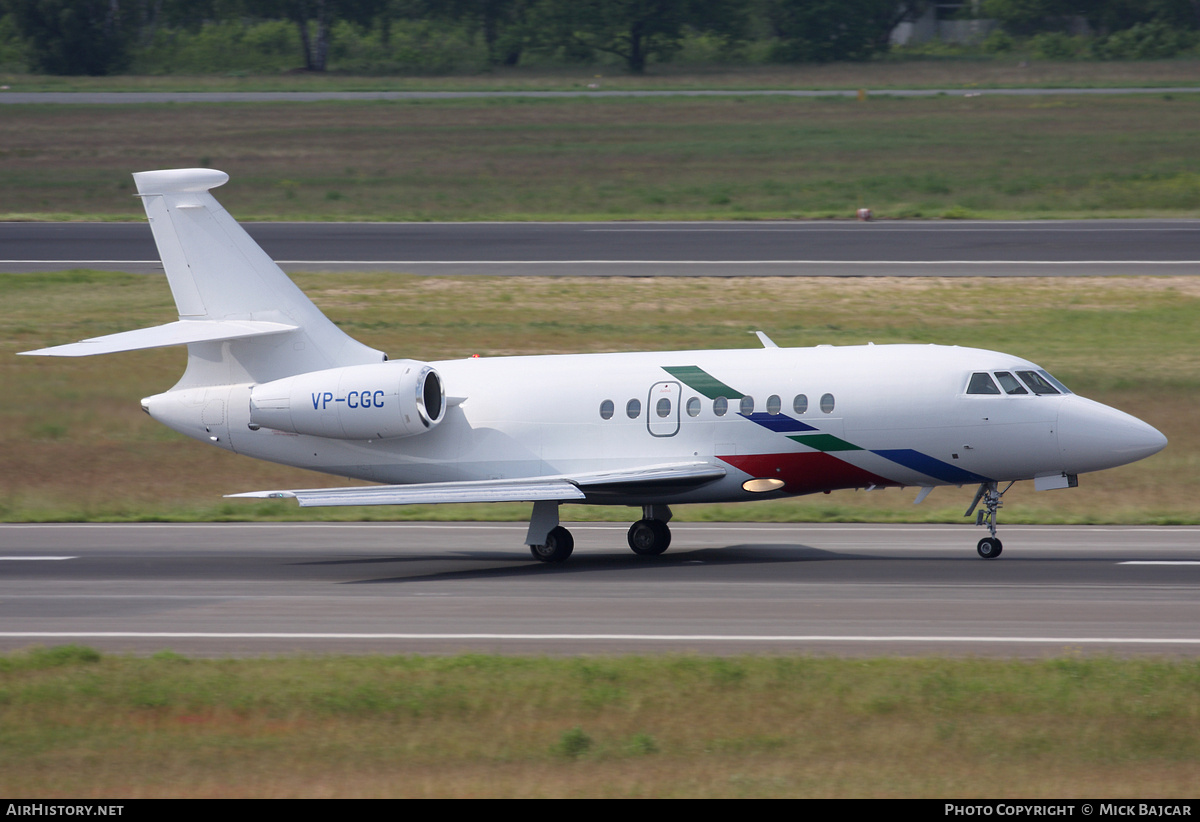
[
  {"xmin": 872, "ymin": 449, "xmax": 990, "ymax": 484},
  {"xmin": 740, "ymin": 412, "xmax": 819, "ymax": 433}
]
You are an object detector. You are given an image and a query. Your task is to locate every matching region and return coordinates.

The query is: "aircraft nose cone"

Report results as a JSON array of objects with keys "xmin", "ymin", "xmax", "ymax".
[{"xmin": 1057, "ymin": 397, "xmax": 1167, "ymax": 474}]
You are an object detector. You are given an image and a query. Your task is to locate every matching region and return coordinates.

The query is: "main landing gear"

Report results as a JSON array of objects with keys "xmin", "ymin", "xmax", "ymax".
[
  {"xmin": 525, "ymin": 501, "xmax": 673, "ymax": 563},
  {"xmin": 965, "ymin": 481, "xmax": 1014, "ymax": 559},
  {"xmin": 529, "ymin": 526, "xmax": 574, "ymax": 563},
  {"xmin": 627, "ymin": 505, "xmax": 673, "ymax": 556},
  {"xmin": 628, "ymin": 520, "xmax": 671, "ymax": 555}
]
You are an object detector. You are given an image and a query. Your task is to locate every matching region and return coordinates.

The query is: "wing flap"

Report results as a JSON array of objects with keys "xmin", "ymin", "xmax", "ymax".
[
  {"xmin": 228, "ymin": 478, "xmax": 587, "ymax": 507},
  {"xmin": 227, "ymin": 462, "xmax": 726, "ymax": 508},
  {"xmin": 20, "ymin": 319, "xmax": 298, "ymax": 357}
]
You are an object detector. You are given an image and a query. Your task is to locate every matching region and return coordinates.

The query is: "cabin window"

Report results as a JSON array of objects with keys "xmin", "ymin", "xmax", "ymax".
[
  {"xmin": 967, "ymin": 372, "xmax": 1001, "ymax": 395},
  {"xmin": 686, "ymin": 397, "xmax": 701, "ymax": 417},
  {"xmin": 599, "ymin": 399, "xmax": 614, "ymax": 419},
  {"xmin": 820, "ymin": 393, "xmax": 835, "ymax": 414},
  {"xmin": 713, "ymin": 397, "xmax": 728, "ymax": 417},
  {"xmin": 626, "ymin": 398, "xmax": 641, "ymax": 418},
  {"xmin": 656, "ymin": 397, "xmax": 672, "ymax": 418},
  {"xmin": 766, "ymin": 394, "xmax": 781, "ymax": 415},
  {"xmin": 740, "ymin": 395, "xmax": 755, "ymax": 415},
  {"xmin": 793, "ymin": 394, "xmax": 808, "ymax": 414},
  {"xmin": 1016, "ymin": 370, "xmax": 1060, "ymax": 395},
  {"xmin": 995, "ymin": 372, "xmax": 1028, "ymax": 395}
]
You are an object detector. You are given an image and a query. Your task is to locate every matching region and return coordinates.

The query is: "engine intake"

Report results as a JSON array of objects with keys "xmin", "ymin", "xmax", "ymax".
[{"xmin": 249, "ymin": 360, "xmax": 445, "ymax": 440}]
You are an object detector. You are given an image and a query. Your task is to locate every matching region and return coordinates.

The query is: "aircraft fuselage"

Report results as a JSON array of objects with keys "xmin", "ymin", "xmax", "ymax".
[{"xmin": 143, "ymin": 342, "xmax": 1164, "ymax": 506}]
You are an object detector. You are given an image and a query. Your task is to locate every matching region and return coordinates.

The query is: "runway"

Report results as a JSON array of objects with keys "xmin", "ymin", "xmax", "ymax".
[
  {"xmin": 2, "ymin": 523, "xmax": 1197, "ymax": 657},
  {"xmin": 4, "ymin": 219, "xmax": 1200, "ymax": 277}
]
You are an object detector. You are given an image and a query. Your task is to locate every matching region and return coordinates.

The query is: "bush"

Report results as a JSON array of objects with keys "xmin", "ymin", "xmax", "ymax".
[
  {"xmin": 1091, "ymin": 21, "xmax": 1199, "ymax": 60},
  {"xmin": 131, "ymin": 20, "xmax": 300, "ymax": 74},
  {"xmin": 981, "ymin": 29, "xmax": 1016, "ymax": 54},
  {"xmin": 1028, "ymin": 31, "xmax": 1083, "ymax": 60}
]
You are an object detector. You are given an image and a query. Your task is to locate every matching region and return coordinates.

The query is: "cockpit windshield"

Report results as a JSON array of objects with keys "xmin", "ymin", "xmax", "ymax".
[
  {"xmin": 1034, "ymin": 369, "xmax": 1071, "ymax": 394},
  {"xmin": 967, "ymin": 372, "xmax": 1000, "ymax": 394},
  {"xmin": 966, "ymin": 369, "xmax": 1072, "ymax": 396},
  {"xmin": 1016, "ymin": 370, "xmax": 1061, "ymax": 395},
  {"xmin": 994, "ymin": 371, "xmax": 1027, "ymax": 394}
]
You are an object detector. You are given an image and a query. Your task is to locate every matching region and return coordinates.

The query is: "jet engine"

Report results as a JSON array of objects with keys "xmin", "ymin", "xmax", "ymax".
[{"xmin": 248, "ymin": 360, "xmax": 445, "ymax": 440}]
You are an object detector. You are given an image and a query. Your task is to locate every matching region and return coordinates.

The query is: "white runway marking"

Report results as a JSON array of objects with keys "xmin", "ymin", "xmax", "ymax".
[
  {"xmin": 587, "ymin": 226, "xmax": 1200, "ymax": 233},
  {"xmin": 11, "ymin": 260, "xmax": 1197, "ymax": 267},
  {"xmin": 0, "ymin": 556, "xmax": 76, "ymax": 561},
  {"xmin": 1, "ymin": 632, "xmax": 1197, "ymax": 645},
  {"xmin": 274, "ymin": 260, "xmax": 1200, "ymax": 266},
  {"xmin": 1120, "ymin": 561, "xmax": 1200, "ymax": 565}
]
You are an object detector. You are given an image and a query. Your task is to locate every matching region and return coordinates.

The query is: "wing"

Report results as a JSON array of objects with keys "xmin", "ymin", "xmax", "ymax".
[{"xmin": 227, "ymin": 461, "xmax": 726, "ymax": 508}]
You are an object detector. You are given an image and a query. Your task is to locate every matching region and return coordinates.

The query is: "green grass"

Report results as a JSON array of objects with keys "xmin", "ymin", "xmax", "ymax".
[
  {"xmin": 4, "ymin": 59, "xmax": 1200, "ymax": 92},
  {"xmin": 2, "ymin": 272, "xmax": 1196, "ymax": 524},
  {"xmin": 2, "ymin": 94, "xmax": 1200, "ymax": 221},
  {"xmin": 1, "ymin": 648, "xmax": 1197, "ymax": 797}
]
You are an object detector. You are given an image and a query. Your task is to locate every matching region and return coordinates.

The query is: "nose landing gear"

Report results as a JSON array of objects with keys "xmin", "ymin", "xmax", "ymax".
[{"xmin": 966, "ymin": 481, "xmax": 1013, "ymax": 559}]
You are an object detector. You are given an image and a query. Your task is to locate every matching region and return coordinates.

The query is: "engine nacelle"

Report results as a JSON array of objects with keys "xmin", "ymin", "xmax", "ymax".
[{"xmin": 249, "ymin": 360, "xmax": 445, "ymax": 440}]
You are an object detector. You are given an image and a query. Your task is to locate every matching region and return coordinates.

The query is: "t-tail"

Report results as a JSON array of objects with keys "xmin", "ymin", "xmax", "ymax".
[
  {"xmin": 21, "ymin": 168, "xmax": 385, "ymax": 385},
  {"xmin": 20, "ymin": 168, "xmax": 392, "ymax": 452}
]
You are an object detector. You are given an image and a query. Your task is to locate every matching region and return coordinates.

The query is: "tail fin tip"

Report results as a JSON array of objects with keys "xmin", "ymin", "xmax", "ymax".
[{"xmin": 133, "ymin": 168, "xmax": 229, "ymax": 197}]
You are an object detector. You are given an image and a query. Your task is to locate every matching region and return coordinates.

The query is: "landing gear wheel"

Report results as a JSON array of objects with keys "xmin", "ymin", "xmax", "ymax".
[
  {"xmin": 977, "ymin": 537, "xmax": 1003, "ymax": 559},
  {"xmin": 627, "ymin": 519, "xmax": 671, "ymax": 556},
  {"xmin": 530, "ymin": 526, "xmax": 574, "ymax": 563}
]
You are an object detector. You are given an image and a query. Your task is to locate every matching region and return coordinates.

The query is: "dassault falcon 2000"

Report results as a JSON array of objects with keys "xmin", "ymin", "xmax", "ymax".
[{"xmin": 22, "ymin": 169, "xmax": 1167, "ymax": 562}]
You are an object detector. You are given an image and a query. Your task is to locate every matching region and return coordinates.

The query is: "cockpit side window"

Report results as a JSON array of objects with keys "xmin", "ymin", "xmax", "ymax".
[
  {"xmin": 967, "ymin": 372, "xmax": 1001, "ymax": 395},
  {"xmin": 1037, "ymin": 369, "xmax": 1072, "ymax": 395},
  {"xmin": 1016, "ymin": 370, "xmax": 1060, "ymax": 395},
  {"xmin": 994, "ymin": 371, "xmax": 1028, "ymax": 395}
]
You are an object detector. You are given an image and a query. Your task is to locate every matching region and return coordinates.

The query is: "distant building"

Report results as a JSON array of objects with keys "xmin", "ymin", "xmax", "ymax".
[{"xmin": 891, "ymin": 2, "xmax": 998, "ymax": 45}]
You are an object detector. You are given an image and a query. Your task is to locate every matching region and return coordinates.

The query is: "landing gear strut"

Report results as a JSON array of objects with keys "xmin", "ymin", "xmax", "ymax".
[
  {"xmin": 965, "ymin": 481, "xmax": 1013, "ymax": 559},
  {"xmin": 627, "ymin": 504, "xmax": 672, "ymax": 556}
]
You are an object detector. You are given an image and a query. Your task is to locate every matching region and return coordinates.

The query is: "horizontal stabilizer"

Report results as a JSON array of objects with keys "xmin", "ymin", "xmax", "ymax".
[
  {"xmin": 19, "ymin": 320, "xmax": 298, "ymax": 357},
  {"xmin": 228, "ymin": 462, "xmax": 726, "ymax": 508}
]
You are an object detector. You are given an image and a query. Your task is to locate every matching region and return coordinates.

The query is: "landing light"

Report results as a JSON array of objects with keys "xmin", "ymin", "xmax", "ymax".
[{"xmin": 743, "ymin": 478, "xmax": 785, "ymax": 493}]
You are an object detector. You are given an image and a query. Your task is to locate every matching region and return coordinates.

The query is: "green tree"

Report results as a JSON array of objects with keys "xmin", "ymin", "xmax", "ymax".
[
  {"xmin": 245, "ymin": 0, "xmax": 386, "ymax": 71},
  {"xmin": 5, "ymin": 0, "xmax": 132, "ymax": 74},
  {"xmin": 428, "ymin": 0, "xmax": 533, "ymax": 66},
  {"xmin": 982, "ymin": 0, "xmax": 1199, "ymax": 35},
  {"xmin": 768, "ymin": 0, "xmax": 924, "ymax": 62},
  {"xmin": 980, "ymin": 0, "xmax": 1076, "ymax": 36},
  {"xmin": 1078, "ymin": 0, "xmax": 1199, "ymax": 33},
  {"xmin": 537, "ymin": 0, "xmax": 747, "ymax": 73}
]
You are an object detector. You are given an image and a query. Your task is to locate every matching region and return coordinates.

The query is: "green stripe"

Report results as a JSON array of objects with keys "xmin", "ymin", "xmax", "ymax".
[
  {"xmin": 788, "ymin": 434, "xmax": 862, "ymax": 452},
  {"xmin": 662, "ymin": 366, "xmax": 744, "ymax": 400}
]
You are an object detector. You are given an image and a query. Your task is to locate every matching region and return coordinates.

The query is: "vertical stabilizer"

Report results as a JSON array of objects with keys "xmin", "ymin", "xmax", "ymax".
[{"xmin": 132, "ymin": 168, "xmax": 383, "ymax": 386}]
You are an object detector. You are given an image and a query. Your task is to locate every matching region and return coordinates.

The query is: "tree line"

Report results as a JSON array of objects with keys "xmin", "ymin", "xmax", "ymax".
[{"xmin": 2, "ymin": 0, "xmax": 1197, "ymax": 76}]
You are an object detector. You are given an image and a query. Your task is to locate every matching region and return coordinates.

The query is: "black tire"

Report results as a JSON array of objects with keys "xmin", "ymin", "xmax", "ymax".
[
  {"xmin": 627, "ymin": 519, "xmax": 671, "ymax": 556},
  {"xmin": 977, "ymin": 537, "xmax": 1003, "ymax": 559},
  {"xmin": 530, "ymin": 526, "xmax": 574, "ymax": 563}
]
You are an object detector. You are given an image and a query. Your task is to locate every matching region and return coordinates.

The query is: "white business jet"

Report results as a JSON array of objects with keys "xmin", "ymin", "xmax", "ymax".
[{"xmin": 21, "ymin": 169, "xmax": 1167, "ymax": 562}]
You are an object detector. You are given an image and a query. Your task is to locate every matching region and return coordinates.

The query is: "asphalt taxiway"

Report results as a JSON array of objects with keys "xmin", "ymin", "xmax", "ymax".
[
  {"xmin": 2, "ymin": 522, "xmax": 1196, "ymax": 657},
  {"xmin": 4, "ymin": 220, "xmax": 1200, "ymax": 277}
]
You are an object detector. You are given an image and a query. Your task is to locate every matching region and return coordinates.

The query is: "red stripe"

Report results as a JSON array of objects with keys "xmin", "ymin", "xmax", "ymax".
[{"xmin": 719, "ymin": 452, "xmax": 896, "ymax": 495}]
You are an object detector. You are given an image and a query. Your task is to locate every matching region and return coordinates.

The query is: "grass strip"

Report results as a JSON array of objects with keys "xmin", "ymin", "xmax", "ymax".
[
  {"xmin": 1, "ymin": 647, "xmax": 1197, "ymax": 798},
  {"xmin": 2, "ymin": 93, "xmax": 1200, "ymax": 221},
  {"xmin": 4, "ymin": 60, "xmax": 1200, "ymax": 92}
]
